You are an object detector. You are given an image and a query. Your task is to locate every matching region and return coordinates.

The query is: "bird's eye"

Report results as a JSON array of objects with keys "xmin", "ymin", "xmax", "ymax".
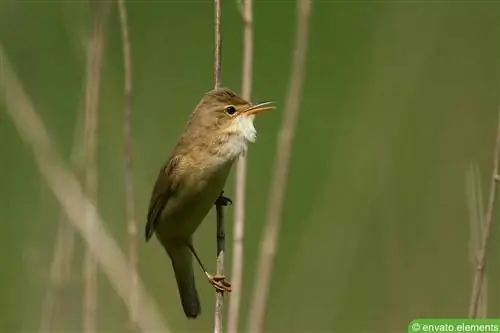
[{"xmin": 225, "ymin": 106, "xmax": 237, "ymax": 115}]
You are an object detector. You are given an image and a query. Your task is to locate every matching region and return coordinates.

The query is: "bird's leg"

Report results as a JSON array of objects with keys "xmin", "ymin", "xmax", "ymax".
[
  {"xmin": 187, "ymin": 243, "xmax": 232, "ymax": 292},
  {"xmin": 215, "ymin": 190, "xmax": 232, "ymax": 206}
]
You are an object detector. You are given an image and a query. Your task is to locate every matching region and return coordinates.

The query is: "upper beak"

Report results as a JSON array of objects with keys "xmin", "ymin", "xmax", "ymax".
[{"xmin": 241, "ymin": 101, "xmax": 275, "ymax": 116}]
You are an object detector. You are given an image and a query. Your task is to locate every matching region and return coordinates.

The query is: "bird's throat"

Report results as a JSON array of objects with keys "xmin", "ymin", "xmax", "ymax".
[
  {"xmin": 234, "ymin": 114, "xmax": 257, "ymax": 143},
  {"xmin": 221, "ymin": 115, "xmax": 256, "ymax": 159}
]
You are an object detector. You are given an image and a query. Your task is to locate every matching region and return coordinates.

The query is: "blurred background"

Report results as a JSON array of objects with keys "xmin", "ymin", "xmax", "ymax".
[{"xmin": 2, "ymin": 1, "xmax": 500, "ymax": 333}]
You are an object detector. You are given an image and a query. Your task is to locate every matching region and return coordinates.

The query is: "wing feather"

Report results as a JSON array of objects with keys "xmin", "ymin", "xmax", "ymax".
[{"xmin": 145, "ymin": 155, "xmax": 181, "ymax": 241}]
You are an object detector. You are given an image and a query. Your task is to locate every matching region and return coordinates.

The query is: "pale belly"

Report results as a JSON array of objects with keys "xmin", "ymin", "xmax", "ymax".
[{"xmin": 156, "ymin": 162, "xmax": 233, "ymax": 241}]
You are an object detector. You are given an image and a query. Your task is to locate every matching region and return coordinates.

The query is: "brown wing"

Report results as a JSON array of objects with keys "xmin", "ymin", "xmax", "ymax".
[{"xmin": 145, "ymin": 155, "xmax": 181, "ymax": 241}]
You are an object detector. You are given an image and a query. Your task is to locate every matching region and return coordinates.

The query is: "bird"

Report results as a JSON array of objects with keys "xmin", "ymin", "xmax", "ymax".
[{"xmin": 145, "ymin": 87, "xmax": 275, "ymax": 318}]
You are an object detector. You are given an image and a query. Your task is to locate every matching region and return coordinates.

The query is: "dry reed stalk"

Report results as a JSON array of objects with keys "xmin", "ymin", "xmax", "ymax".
[
  {"xmin": 247, "ymin": 1, "xmax": 312, "ymax": 332},
  {"xmin": 39, "ymin": 105, "xmax": 86, "ymax": 333},
  {"xmin": 467, "ymin": 109, "xmax": 500, "ymax": 318},
  {"xmin": 82, "ymin": 4, "xmax": 110, "ymax": 333},
  {"xmin": 466, "ymin": 163, "xmax": 488, "ymax": 317},
  {"xmin": 214, "ymin": 0, "xmax": 222, "ymax": 90},
  {"xmin": 227, "ymin": 0, "xmax": 253, "ymax": 332},
  {"xmin": 117, "ymin": 0, "xmax": 139, "ymax": 328},
  {"xmin": 39, "ymin": 218, "xmax": 77, "ymax": 333},
  {"xmin": 468, "ymin": 107, "xmax": 500, "ymax": 318},
  {"xmin": 213, "ymin": 0, "xmax": 225, "ymax": 332},
  {"xmin": 214, "ymin": 200, "xmax": 226, "ymax": 333},
  {"xmin": 0, "ymin": 44, "xmax": 171, "ymax": 333}
]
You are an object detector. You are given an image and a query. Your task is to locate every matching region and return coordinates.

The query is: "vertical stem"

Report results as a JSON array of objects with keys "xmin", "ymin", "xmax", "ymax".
[
  {"xmin": 468, "ymin": 107, "xmax": 500, "ymax": 317},
  {"xmin": 247, "ymin": 1, "xmax": 312, "ymax": 332},
  {"xmin": 214, "ymin": 201, "xmax": 226, "ymax": 333},
  {"xmin": 228, "ymin": 0, "xmax": 253, "ymax": 332},
  {"xmin": 117, "ymin": 0, "xmax": 139, "ymax": 328},
  {"xmin": 82, "ymin": 3, "xmax": 109, "ymax": 333},
  {"xmin": 39, "ymin": 219, "xmax": 76, "ymax": 333},
  {"xmin": 213, "ymin": 0, "xmax": 224, "ymax": 332},
  {"xmin": 214, "ymin": 0, "xmax": 222, "ymax": 89},
  {"xmin": 465, "ymin": 164, "xmax": 488, "ymax": 318},
  {"xmin": 38, "ymin": 101, "xmax": 86, "ymax": 333}
]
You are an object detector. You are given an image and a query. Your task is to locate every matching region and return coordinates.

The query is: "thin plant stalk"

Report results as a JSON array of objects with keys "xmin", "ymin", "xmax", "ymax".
[
  {"xmin": 117, "ymin": 0, "xmax": 139, "ymax": 328},
  {"xmin": 38, "ymin": 17, "xmax": 91, "ymax": 332},
  {"xmin": 213, "ymin": 0, "xmax": 225, "ymax": 332},
  {"xmin": 39, "ymin": 217, "xmax": 77, "ymax": 333},
  {"xmin": 38, "ymin": 97, "xmax": 86, "ymax": 333},
  {"xmin": 214, "ymin": 199, "xmax": 226, "ymax": 333},
  {"xmin": 468, "ymin": 107, "xmax": 500, "ymax": 317},
  {"xmin": 466, "ymin": 163, "xmax": 488, "ymax": 318},
  {"xmin": 247, "ymin": 1, "xmax": 312, "ymax": 332},
  {"xmin": 0, "ymin": 44, "xmax": 171, "ymax": 333},
  {"xmin": 214, "ymin": 0, "xmax": 222, "ymax": 90},
  {"xmin": 227, "ymin": 0, "xmax": 253, "ymax": 332},
  {"xmin": 82, "ymin": 4, "xmax": 109, "ymax": 333}
]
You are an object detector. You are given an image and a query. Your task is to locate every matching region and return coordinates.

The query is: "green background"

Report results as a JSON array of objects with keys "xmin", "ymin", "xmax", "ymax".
[{"xmin": 2, "ymin": 1, "xmax": 500, "ymax": 332}]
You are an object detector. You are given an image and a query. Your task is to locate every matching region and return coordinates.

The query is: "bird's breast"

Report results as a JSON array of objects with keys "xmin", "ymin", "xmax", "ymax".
[{"xmin": 157, "ymin": 160, "xmax": 232, "ymax": 240}]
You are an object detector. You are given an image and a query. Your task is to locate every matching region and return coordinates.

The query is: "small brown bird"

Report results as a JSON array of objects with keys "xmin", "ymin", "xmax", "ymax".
[{"xmin": 145, "ymin": 87, "xmax": 275, "ymax": 318}]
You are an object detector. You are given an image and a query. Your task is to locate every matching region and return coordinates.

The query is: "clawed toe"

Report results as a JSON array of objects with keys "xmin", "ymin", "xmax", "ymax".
[
  {"xmin": 208, "ymin": 274, "xmax": 232, "ymax": 292},
  {"xmin": 215, "ymin": 191, "xmax": 232, "ymax": 206}
]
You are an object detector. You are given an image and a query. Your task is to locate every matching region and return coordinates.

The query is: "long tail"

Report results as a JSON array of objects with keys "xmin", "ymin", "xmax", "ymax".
[{"xmin": 168, "ymin": 244, "xmax": 201, "ymax": 319}]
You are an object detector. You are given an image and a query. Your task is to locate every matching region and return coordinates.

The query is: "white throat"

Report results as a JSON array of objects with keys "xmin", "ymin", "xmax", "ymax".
[
  {"xmin": 235, "ymin": 114, "xmax": 257, "ymax": 143},
  {"xmin": 220, "ymin": 115, "xmax": 257, "ymax": 160}
]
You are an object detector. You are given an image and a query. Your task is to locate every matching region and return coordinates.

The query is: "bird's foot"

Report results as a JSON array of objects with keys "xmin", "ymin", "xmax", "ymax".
[
  {"xmin": 215, "ymin": 191, "xmax": 232, "ymax": 206},
  {"xmin": 207, "ymin": 274, "xmax": 232, "ymax": 292}
]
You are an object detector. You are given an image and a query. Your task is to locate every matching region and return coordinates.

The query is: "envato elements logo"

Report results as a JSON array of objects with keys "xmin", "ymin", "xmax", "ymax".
[
  {"xmin": 408, "ymin": 319, "xmax": 500, "ymax": 332},
  {"xmin": 411, "ymin": 322, "xmax": 421, "ymax": 332}
]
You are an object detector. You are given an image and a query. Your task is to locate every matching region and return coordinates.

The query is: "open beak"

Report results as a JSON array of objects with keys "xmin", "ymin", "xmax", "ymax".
[{"xmin": 241, "ymin": 101, "xmax": 275, "ymax": 116}]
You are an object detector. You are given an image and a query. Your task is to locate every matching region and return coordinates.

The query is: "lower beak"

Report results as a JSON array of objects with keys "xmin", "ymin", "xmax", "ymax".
[{"xmin": 242, "ymin": 101, "xmax": 275, "ymax": 116}]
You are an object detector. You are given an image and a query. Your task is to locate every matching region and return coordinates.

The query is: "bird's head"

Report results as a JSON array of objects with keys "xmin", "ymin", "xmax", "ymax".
[{"xmin": 182, "ymin": 87, "xmax": 275, "ymax": 159}]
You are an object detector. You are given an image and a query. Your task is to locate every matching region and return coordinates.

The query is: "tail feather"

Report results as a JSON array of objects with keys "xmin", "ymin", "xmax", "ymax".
[{"xmin": 169, "ymin": 244, "xmax": 201, "ymax": 319}]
